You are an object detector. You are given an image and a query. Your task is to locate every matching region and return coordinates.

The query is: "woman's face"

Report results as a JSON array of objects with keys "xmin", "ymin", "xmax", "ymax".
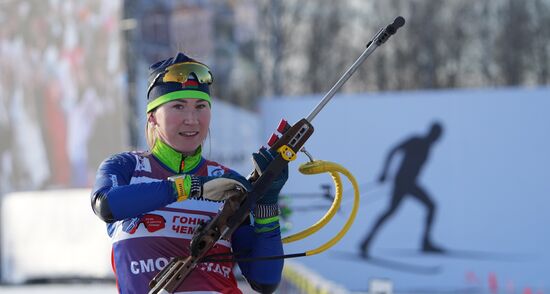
[{"xmin": 151, "ymin": 98, "xmax": 211, "ymax": 155}]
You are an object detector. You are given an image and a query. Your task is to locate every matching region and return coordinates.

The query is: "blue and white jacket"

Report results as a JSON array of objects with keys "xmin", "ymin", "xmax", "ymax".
[{"xmin": 91, "ymin": 141, "xmax": 283, "ymax": 294}]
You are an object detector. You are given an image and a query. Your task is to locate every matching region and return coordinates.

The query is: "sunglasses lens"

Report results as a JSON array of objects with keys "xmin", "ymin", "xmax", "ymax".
[
  {"xmin": 162, "ymin": 62, "xmax": 213, "ymax": 85},
  {"xmin": 122, "ymin": 217, "xmax": 141, "ymax": 234}
]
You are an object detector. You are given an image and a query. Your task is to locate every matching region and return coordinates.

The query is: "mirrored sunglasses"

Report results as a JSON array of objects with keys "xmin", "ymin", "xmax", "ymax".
[{"xmin": 147, "ymin": 62, "xmax": 213, "ymax": 97}]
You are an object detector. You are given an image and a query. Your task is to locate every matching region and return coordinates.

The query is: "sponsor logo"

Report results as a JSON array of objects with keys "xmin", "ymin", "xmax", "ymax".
[
  {"xmin": 171, "ymin": 215, "xmax": 207, "ymax": 235},
  {"xmin": 198, "ymin": 262, "xmax": 232, "ymax": 278},
  {"xmin": 130, "ymin": 257, "xmax": 171, "ymax": 274},
  {"xmin": 122, "ymin": 214, "xmax": 166, "ymax": 234},
  {"xmin": 136, "ymin": 156, "xmax": 152, "ymax": 172},
  {"xmin": 207, "ymin": 165, "xmax": 224, "ymax": 177},
  {"xmin": 129, "ymin": 257, "xmax": 232, "ymax": 278}
]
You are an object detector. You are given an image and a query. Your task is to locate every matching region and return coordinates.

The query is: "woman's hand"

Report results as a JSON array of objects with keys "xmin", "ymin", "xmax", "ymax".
[
  {"xmin": 252, "ymin": 147, "xmax": 289, "ymax": 205},
  {"xmin": 169, "ymin": 173, "xmax": 251, "ymax": 202}
]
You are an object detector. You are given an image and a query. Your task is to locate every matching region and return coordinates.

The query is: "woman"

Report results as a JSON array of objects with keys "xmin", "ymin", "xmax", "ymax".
[{"xmin": 91, "ymin": 52, "xmax": 287, "ymax": 293}]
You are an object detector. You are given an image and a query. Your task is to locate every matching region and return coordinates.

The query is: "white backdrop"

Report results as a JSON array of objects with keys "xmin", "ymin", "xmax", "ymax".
[{"xmin": 1, "ymin": 189, "xmax": 113, "ymax": 283}]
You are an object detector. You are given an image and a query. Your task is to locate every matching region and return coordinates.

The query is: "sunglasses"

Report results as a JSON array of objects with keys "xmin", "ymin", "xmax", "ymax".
[
  {"xmin": 147, "ymin": 62, "xmax": 213, "ymax": 97},
  {"xmin": 123, "ymin": 213, "xmax": 166, "ymax": 234}
]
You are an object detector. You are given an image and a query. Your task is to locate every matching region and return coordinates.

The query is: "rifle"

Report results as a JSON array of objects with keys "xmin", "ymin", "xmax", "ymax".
[{"xmin": 148, "ymin": 16, "xmax": 405, "ymax": 294}]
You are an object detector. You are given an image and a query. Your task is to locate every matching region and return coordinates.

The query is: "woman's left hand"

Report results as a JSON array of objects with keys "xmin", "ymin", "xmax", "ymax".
[{"xmin": 251, "ymin": 147, "xmax": 289, "ymax": 205}]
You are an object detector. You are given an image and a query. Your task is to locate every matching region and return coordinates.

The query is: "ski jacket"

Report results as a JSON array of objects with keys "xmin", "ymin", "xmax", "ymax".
[{"xmin": 91, "ymin": 146, "xmax": 283, "ymax": 294}]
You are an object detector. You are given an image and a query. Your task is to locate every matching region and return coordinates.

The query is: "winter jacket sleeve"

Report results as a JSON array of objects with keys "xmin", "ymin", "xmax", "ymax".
[
  {"xmin": 91, "ymin": 153, "xmax": 176, "ymax": 222},
  {"xmin": 232, "ymin": 219, "xmax": 284, "ymax": 293}
]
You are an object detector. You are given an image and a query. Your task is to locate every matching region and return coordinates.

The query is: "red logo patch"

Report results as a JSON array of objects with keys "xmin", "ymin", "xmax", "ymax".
[{"xmin": 182, "ymin": 80, "xmax": 199, "ymax": 88}]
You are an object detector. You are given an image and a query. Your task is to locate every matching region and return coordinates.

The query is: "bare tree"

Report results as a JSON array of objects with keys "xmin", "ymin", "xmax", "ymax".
[
  {"xmin": 256, "ymin": 0, "xmax": 302, "ymax": 97},
  {"xmin": 531, "ymin": 0, "xmax": 550, "ymax": 84},
  {"xmin": 495, "ymin": 0, "xmax": 533, "ymax": 85},
  {"xmin": 250, "ymin": 0, "xmax": 550, "ymax": 101},
  {"xmin": 301, "ymin": 0, "xmax": 347, "ymax": 94}
]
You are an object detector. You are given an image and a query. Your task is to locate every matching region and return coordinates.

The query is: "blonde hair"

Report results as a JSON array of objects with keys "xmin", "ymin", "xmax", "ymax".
[{"xmin": 145, "ymin": 112, "xmax": 158, "ymax": 150}]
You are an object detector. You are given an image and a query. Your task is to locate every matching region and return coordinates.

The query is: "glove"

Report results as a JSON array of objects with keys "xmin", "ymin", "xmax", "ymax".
[
  {"xmin": 252, "ymin": 147, "xmax": 289, "ymax": 205},
  {"xmin": 169, "ymin": 172, "xmax": 251, "ymax": 202}
]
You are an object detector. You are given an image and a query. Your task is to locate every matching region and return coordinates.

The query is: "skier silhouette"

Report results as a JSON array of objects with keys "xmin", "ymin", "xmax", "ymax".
[{"xmin": 360, "ymin": 122, "xmax": 445, "ymax": 258}]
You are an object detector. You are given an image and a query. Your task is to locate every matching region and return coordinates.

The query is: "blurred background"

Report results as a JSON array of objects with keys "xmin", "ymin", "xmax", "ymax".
[{"xmin": 0, "ymin": 0, "xmax": 549, "ymax": 293}]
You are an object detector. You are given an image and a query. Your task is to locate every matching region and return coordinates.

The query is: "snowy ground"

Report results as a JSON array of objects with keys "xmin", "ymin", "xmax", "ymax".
[
  {"xmin": 0, "ymin": 280, "xmax": 256, "ymax": 293},
  {"xmin": 0, "ymin": 282, "xmax": 118, "ymax": 293}
]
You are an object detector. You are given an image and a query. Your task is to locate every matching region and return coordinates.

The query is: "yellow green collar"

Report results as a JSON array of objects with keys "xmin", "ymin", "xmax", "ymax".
[{"xmin": 151, "ymin": 140, "xmax": 202, "ymax": 173}]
